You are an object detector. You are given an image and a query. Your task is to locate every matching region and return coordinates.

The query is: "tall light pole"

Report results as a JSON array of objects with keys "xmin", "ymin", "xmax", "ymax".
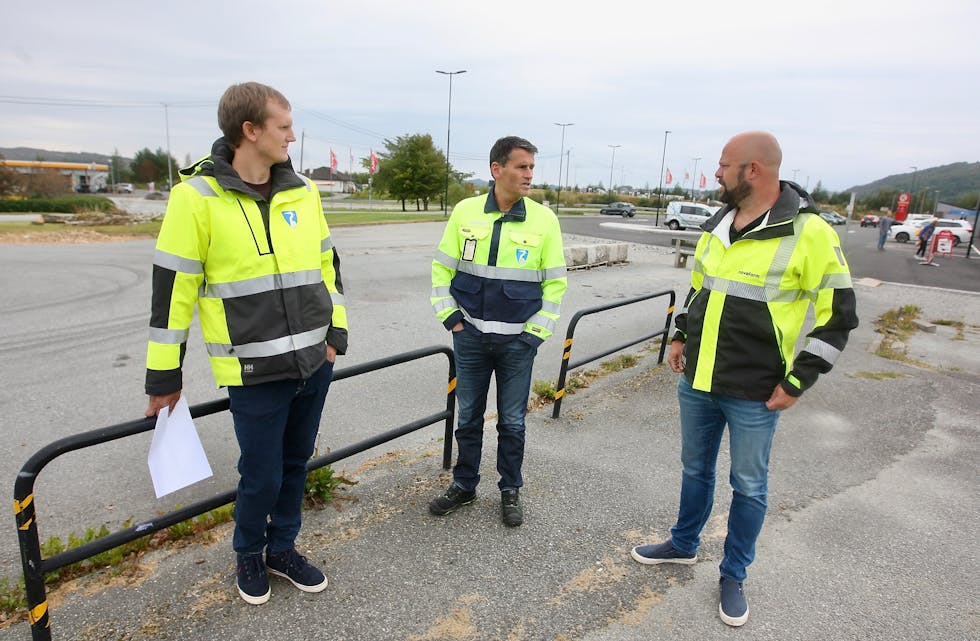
[
  {"xmin": 436, "ymin": 69, "xmax": 466, "ymax": 215},
  {"xmin": 162, "ymin": 103, "xmax": 174, "ymax": 191},
  {"xmin": 656, "ymin": 130, "xmax": 670, "ymax": 226},
  {"xmin": 909, "ymin": 166, "xmax": 918, "ymax": 214},
  {"xmin": 554, "ymin": 122, "xmax": 574, "ymax": 214},
  {"xmin": 933, "ymin": 189, "xmax": 940, "ymax": 215},
  {"xmin": 792, "ymin": 168, "xmax": 800, "ymax": 183},
  {"xmin": 608, "ymin": 144, "xmax": 621, "ymax": 195},
  {"xmin": 690, "ymin": 156, "xmax": 701, "ymax": 201}
]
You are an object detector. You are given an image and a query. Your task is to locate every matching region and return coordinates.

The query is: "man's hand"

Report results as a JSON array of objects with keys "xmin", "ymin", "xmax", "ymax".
[
  {"xmin": 145, "ymin": 391, "xmax": 181, "ymax": 418},
  {"xmin": 451, "ymin": 322, "xmax": 463, "ymax": 332},
  {"xmin": 667, "ymin": 340, "xmax": 685, "ymax": 373},
  {"xmin": 765, "ymin": 384, "xmax": 798, "ymax": 411},
  {"xmin": 326, "ymin": 343, "xmax": 337, "ymax": 363}
]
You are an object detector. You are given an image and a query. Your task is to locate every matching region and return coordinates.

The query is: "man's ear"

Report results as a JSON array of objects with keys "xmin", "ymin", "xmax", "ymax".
[
  {"xmin": 241, "ymin": 120, "xmax": 259, "ymax": 143},
  {"xmin": 490, "ymin": 162, "xmax": 501, "ymax": 180}
]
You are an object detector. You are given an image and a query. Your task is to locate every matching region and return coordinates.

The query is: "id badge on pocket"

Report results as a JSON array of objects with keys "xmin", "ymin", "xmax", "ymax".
[{"xmin": 462, "ymin": 238, "xmax": 477, "ymax": 261}]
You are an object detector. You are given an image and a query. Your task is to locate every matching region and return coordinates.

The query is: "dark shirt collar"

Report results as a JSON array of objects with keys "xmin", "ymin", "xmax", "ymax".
[{"xmin": 484, "ymin": 181, "xmax": 527, "ymax": 221}]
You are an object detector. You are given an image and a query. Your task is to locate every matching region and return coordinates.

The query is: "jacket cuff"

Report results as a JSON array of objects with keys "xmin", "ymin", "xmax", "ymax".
[
  {"xmin": 671, "ymin": 330, "xmax": 687, "ymax": 343},
  {"xmin": 518, "ymin": 332, "xmax": 544, "ymax": 349},
  {"xmin": 327, "ymin": 327, "xmax": 348, "ymax": 356},
  {"xmin": 780, "ymin": 377, "xmax": 803, "ymax": 397},
  {"xmin": 146, "ymin": 369, "xmax": 182, "ymax": 396},
  {"xmin": 442, "ymin": 311, "xmax": 464, "ymax": 331}
]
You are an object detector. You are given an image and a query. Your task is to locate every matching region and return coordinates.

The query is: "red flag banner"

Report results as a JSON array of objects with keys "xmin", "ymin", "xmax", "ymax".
[
  {"xmin": 700, "ymin": 173, "xmax": 707, "ymax": 189},
  {"xmin": 684, "ymin": 171, "xmax": 690, "ymax": 182},
  {"xmin": 330, "ymin": 149, "xmax": 338, "ymax": 172},
  {"xmin": 665, "ymin": 168, "xmax": 672, "ymax": 185},
  {"xmin": 370, "ymin": 150, "xmax": 379, "ymax": 174}
]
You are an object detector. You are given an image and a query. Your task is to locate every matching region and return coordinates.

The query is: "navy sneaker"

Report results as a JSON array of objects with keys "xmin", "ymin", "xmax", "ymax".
[
  {"xmin": 630, "ymin": 540, "xmax": 698, "ymax": 565},
  {"xmin": 236, "ymin": 552, "xmax": 270, "ymax": 605},
  {"xmin": 501, "ymin": 489, "xmax": 523, "ymax": 527},
  {"xmin": 266, "ymin": 548, "xmax": 328, "ymax": 593},
  {"xmin": 428, "ymin": 484, "xmax": 476, "ymax": 516},
  {"xmin": 718, "ymin": 576, "xmax": 749, "ymax": 627}
]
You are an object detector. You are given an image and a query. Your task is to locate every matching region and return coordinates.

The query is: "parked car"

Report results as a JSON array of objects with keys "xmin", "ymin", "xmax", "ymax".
[
  {"xmin": 599, "ymin": 202, "xmax": 636, "ymax": 217},
  {"xmin": 860, "ymin": 215, "xmax": 879, "ymax": 227},
  {"xmin": 889, "ymin": 218, "xmax": 973, "ymax": 246},
  {"xmin": 114, "ymin": 183, "xmax": 134, "ymax": 194},
  {"xmin": 663, "ymin": 201, "xmax": 717, "ymax": 230},
  {"xmin": 144, "ymin": 191, "xmax": 167, "ymax": 200},
  {"xmin": 819, "ymin": 211, "xmax": 846, "ymax": 225}
]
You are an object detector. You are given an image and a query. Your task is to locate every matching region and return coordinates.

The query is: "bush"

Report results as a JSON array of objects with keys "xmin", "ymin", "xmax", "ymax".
[{"xmin": 0, "ymin": 196, "xmax": 118, "ymax": 214}]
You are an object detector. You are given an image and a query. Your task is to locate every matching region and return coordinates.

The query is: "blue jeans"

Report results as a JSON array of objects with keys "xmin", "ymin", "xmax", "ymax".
[
  {"xmin": 670, "ymin": 375, "xmax": 780, "ymax": 582},
  {"xmin": 451, "ymin": 330, "xmax": 538, "ymax": 492},
  {"xmin": 228, "ymin": 359, "xmax": 334, "ymax": 555}
]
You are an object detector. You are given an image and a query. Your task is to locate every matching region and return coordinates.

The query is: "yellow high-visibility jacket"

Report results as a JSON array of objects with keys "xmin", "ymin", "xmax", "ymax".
[
  {"xmin": 431, "ymin": 185, "xmax": 567, "ymax": 346},
  {"xmin": 673, "ymin": 183, "xmax": 858, "ymax": 400},
  {"xmin": 145, "ymin": 138, "xmax": 347, "ymax": 394}
]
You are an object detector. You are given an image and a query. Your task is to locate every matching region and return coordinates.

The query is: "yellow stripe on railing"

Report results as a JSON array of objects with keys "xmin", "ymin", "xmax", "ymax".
[
  {"xmin": 14, "ymin": 494, "xmax": 33, "ymax": 514},
  {"xmin": 28, "ymin": 601, "xmax": 47, "ymax": 624}
]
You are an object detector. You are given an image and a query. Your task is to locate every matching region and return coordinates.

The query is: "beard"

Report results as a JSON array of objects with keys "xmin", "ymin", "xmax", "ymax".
[{"xmin": 719, "ymin": 166, "xmax": 751, "ymax": 206}]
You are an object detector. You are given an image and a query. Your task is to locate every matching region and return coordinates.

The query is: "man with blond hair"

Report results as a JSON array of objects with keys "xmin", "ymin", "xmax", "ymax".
[
  {"xmin": 145, "ymin": 82, "xmax": 348, "ymax": 605},
  {"xmin": 631, "ymin": 132, "xmax": 858, "ymax": 626}
]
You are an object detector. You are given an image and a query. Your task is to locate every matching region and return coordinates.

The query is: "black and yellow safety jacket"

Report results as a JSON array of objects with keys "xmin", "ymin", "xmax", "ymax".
[
  {"xmin": 673, "ymin": 182, "xmax": 858, "ymax": 400},
  {"xmin": 431, "ymin": 183, "xmax": 567, "ymax": 347},
  {"xmin": 145, "ymin": 138, "xmax": 348, "ymax": 395}
]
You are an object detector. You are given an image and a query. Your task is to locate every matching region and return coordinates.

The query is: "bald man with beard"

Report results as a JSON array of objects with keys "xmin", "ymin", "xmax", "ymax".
[{"xmin": 630, "ymin": 132, "xmax": 858, "ymax": 626}]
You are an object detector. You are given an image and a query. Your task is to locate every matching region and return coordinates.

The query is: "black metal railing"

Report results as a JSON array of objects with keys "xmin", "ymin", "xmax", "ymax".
[
  {"xmin": 551, "ymin": 290, "xmax": 676, "ymax": 418},
  {"xmin": 14, "ymin": 345, "xmax": 456, "ymax": 641}
]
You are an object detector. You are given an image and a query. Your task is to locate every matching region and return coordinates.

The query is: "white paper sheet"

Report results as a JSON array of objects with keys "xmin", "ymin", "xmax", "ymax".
[{"xmin": 147, "ymin": 395, "xmax": 213, "ymax": 498}]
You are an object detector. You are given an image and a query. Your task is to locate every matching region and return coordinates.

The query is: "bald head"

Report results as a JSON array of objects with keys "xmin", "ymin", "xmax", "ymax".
[{"xmin": 723, "ymin": 131, "xmax": 782, "ymax": 174}]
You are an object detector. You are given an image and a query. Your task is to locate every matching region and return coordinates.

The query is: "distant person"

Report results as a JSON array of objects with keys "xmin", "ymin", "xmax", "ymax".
[
  {"xmin": 877, "ymin": 213, "xmax": 893, "ymax": 250},
  {"xmin": 630, "ymin": 131, "xmax": 858, "ymax": 627},
  {"xmin": 916, "ymin": 217, "xmax": 938, "ymax": 257},
  {"xmin": 144, "ymin": 82, "xmax": 349, "ymax": 605},
  {"xmin": 428, "ymin": 136, "xmax": 567, "ymax": 527}
]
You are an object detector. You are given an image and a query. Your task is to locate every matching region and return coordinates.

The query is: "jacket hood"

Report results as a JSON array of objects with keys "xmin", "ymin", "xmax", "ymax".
[{"xmin": 177, "ymin": 137, "xmax": 304, "ymax": 199}]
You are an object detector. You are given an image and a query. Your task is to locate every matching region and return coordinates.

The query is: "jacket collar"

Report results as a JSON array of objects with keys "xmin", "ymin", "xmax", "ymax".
[
  {"xmin": 484, "ymin": 181, "xmax": 527, "ymax": 222},
  {"xmin": 701, "ymin": 181, "xmax": 817, "ymax": 240},
  {"xmin": 178, "ymin": 137, "xmax": 305, "ymax": 200}
]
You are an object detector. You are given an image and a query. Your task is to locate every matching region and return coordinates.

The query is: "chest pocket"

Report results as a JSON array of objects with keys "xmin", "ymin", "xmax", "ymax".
[
  {"xmin": 508, "ymin": 231, "xmax": 542, "ymax": 248},
  {"xmin": 458, "ymin": 223, "xmax": 491, "ymax": 241}
]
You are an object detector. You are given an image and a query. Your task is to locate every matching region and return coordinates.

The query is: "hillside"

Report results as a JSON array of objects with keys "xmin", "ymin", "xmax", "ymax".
[
  {"xmin": 845, "ymin": 162, "xmax": 980, "ymax": 203},
  {"xmin": 0, "ymin": 146, "xmax": 126, "ymax": 165}
]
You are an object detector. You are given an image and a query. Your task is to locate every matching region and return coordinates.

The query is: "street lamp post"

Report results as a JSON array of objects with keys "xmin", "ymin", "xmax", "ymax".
[
  {"xmin": 909, "ymin": 166, "xmax": 918, "ymax": 213},
  {"xmin": 690, "ymin": 157, "xmax": 701, "ymax": 201},
  {"xmin": 436, "ymin": 69, "xmax": 466, "ymax": 215},
  {"xmin": 554, "ymin": 122, "xmax": 574, "ymax": 214},
  {"xmin": 607, "ymin": 145, "xmax": 621, "ymax": 195},
  {"xmin": 656, "ymin": 130, "xmax": 670, "ymax": 226},
  {"xmin": 792, "ymin": 168, "xmax": 800, "ymax": 183},
  {"xmin": 162, "ymin": 103, "xmax": 173, "ymax": 191},
  {"xmin": 933, "ymin": 189, "xmax": 940, "ymax": 215}
]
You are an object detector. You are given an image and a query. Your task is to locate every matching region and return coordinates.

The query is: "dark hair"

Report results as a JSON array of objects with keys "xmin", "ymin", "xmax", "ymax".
[
  {"xmin": 490, "ymin": 136, "xmax": 538, "ymax": 167},
  {"xmin": 217, "ymin": 82, "xmax": 291, "ymax": 147}
]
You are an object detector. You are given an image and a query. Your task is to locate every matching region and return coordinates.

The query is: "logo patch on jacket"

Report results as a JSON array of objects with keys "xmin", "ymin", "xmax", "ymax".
[
  {"xmin": 516, "ymin": 248, "xmax": 529, "ymax": 264},
  {"xmin": 282, "ymin": 211, "xmax": 298, "ymax": 227}
]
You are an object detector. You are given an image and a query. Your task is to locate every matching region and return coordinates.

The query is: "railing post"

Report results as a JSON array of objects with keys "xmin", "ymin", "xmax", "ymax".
[
  {"xmin": 442, "ymin": 353, "xmax": 456, "ymax": 470},
  {"xmin": 658, "ymin": 290, "xmax": 676, "ymax": 363},
  {"xmin": 15, "ymin": 471, "xmax": 51, "ymax": 641},
  {"xmin": 551, "ymin": 335, "xmax": 574, "ymax": 419}
]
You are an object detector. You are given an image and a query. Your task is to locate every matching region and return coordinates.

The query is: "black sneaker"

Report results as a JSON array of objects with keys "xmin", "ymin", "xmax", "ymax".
[
  {"xmin": 718, "ymin": 576, "xmax": 749, "ymax": 627},
  {"xmin": 236, "ymin": 552, "xmax": 270, "ymax": 605},
  {"xmin": 428, "ymin": 484, "xmax": 476, "ymax": 516},
  {"xmin": 501, "ymin": 489, "xmax": 523, "ymax": 527},
  {"xmin": 630, "ymin": 540, "xmax": 698, "ymax": 565},
  {"xmin": 266, "ymin": 548, "xmax": 328, "ymax": 593}
]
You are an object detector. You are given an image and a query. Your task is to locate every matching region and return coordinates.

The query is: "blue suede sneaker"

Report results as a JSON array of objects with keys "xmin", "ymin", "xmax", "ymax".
[
  {"xmin": 630, "ymin": 540, "xmax": 698, "ymax": 565},
  {"xmin": 236, "ymin": 552, "xmax": 270, "ymax": 605},
  {"xmin": 719, "ymin": 576, "xmax": 749, "ymax": 627},
  {"xmin": 266, "ymin": 548, "xmax": 328, "ymax": 593}
]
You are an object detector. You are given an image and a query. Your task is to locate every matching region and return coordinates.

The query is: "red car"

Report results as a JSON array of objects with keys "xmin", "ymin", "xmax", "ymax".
[{"xmin": 860, "ymin": 215, "xmax": 880, "ymax": 227}]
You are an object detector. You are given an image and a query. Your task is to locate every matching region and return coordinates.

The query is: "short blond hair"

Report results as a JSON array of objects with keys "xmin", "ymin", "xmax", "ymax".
[{"xmin": 217, "ymin": 82, "xmax": 291, "ymax": 147}]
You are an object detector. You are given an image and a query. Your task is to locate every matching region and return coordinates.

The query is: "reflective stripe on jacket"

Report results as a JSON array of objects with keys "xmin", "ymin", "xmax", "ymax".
[
  {"xmin": 145, "ymin": 138, "xmax": 348, "ymax": 394},
  {"xmin": 673, "ymin": 182, "xmax": 858, "ymax": 400},
  {"xmin": 431, "ymin": 186, "xmax": 567, "ymax": 345}
]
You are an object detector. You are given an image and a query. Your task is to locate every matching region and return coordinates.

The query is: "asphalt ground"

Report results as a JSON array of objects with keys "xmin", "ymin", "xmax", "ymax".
[{"xmin": 1, "ymin": 226, "xmax": 978, "ymax": 640}]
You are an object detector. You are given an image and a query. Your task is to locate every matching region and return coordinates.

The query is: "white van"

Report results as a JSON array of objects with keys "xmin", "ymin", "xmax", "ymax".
[{"xmin": 664, "ymin": 201, "xmax": 718, "ymax": 230}]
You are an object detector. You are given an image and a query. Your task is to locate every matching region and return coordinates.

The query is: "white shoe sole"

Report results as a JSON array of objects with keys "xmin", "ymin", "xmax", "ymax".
[
  {"xmin": 268, "ymin": 567, "xmax": 328, "ymax": 593},
  {"xmin": 630, "ymin": 546, "xmax": 698, "ymax": 565},
  {"xmin": 237, "ymin": 584, "xmax": 270, "ymax": 605},
  {"xmin": 719, "ymin": 602, "xmax": 749, "ymax": 627}
]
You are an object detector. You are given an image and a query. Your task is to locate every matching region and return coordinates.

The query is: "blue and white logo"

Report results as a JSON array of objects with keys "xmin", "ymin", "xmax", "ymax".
[
  {"xmin": 282, "ymin": 210, "xmax": 298, "ymax": 227},
  {"xmin": 516, "ymin": 248, "xmax": 529, "ymax": 264}
]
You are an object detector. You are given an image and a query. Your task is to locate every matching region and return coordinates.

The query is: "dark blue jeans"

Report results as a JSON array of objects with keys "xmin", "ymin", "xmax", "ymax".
[
  {"xmin": 451, "ymin": 330, "xmax": 538, "ymax": 492},
  {"xmin": 670, "ymin": 375, "xmax": 780, "ymax": 582},
  {"xmin": 228, "ymin": 359, "xmax": 333, "ymax": 555}
]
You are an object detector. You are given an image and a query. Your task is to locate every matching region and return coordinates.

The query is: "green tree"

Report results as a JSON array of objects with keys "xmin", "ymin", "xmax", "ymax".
[
  {"xmin": 131, "ymin": 148, "xmax": 178, "ymax": 187},
  {"xmin": 810, "ymin": 180, "xmax": 829, "ymax": 203},
  {"xmin": 0, "ymin": 154, "xmax": 23, "ymax": 196},
  {"xmin": 374, "ymin": 134, "xmax": 451, "ymax": 211}
]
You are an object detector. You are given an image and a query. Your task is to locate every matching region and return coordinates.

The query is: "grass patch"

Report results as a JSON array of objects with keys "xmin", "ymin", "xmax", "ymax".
[
  {"xmin": 852, "ymin": 371, "xmax": 908, "ymax": 380},
  {"xmin": 931, "ymin": 318, "xmax": 966, "ymax": 341},
  {"xmin": 532, "ymin": 351, "xmax": 646, "ymax": 406},
  {"xmin": 872, "ymin": 305, "xmax": 931, "ymax": 367},
  {"xmin": 304, "ymin": 464, "xmax": 358, "ymax": 509}
]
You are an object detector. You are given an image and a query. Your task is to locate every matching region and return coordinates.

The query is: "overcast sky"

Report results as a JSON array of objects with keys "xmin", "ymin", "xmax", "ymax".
[{"xmin": 2, "ymin": 0, "xmax": 978, "ymax": 192}]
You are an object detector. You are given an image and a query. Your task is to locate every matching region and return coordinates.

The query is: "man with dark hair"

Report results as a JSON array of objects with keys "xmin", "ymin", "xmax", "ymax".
[
  {"xmin": 145, "ymin": 81, "xmax": 348, "ymax": 605},
  {"xmin": 630, "ymin": 131, "xmax": 858, "ymax": 627},
  {"xmin": 428, "ymin": 135, "xmax": 567, "ymax": 526}
]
